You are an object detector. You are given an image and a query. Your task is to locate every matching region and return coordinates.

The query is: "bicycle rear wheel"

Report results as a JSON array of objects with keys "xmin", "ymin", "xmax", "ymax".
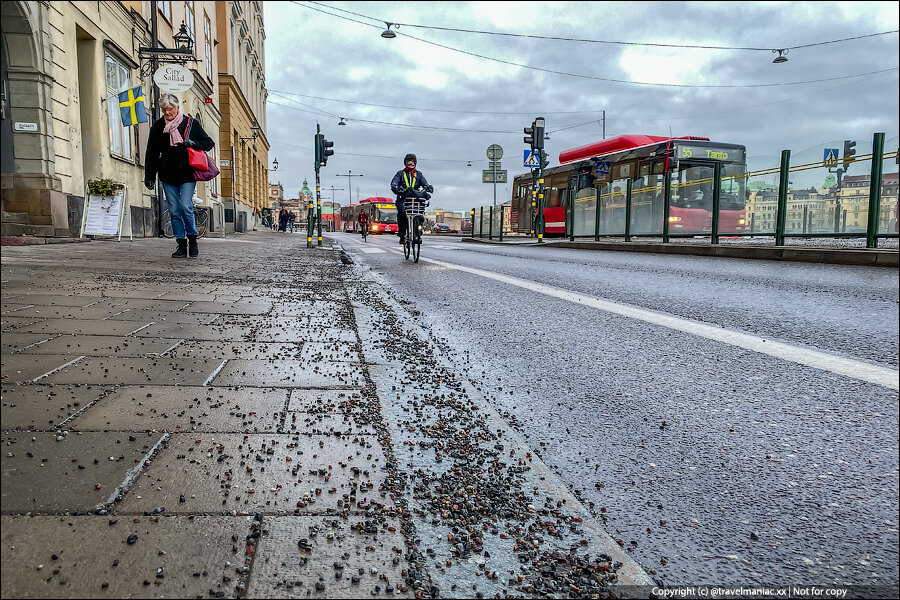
[
  {"xmin": 404, "ymin": 237, "xmax": 411, "ymax": 259},
  {"xmin": 160, "ymin": 203, "xmax": 174, "ymax": 238}
]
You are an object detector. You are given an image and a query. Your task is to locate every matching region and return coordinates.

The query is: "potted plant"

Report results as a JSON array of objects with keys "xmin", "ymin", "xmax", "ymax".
[{"xmin": 86, "ymin": 178, "xmax": 125, "ymax": 212}]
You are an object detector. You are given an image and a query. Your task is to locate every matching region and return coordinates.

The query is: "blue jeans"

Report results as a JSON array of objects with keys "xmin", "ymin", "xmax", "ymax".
[{"xmin": 161, "ymin": 181, "xmax": 198, "ymax": 239}]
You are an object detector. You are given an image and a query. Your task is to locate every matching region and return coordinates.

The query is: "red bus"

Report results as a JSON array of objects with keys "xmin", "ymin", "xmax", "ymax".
[
  {"xmin": 512, "ymin": 135, "xmax": 747, "ymax": 237},
  {"xmin": 340, "ymin": 197, "xmax": 399, "ymax": 235}
]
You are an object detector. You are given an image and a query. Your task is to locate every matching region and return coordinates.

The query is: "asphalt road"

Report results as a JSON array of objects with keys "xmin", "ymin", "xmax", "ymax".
[{"xmin": 335, "ymin": 231, "xmax": 899, "ymax": 590}]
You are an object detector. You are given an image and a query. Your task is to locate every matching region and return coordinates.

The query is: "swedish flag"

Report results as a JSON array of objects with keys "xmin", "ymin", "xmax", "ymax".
[{"xmin": 118, "ymin": 86, "xmax": 149, "ymax": 127}]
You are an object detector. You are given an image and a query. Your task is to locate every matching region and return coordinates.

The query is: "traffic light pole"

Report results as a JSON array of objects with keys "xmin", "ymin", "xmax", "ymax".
[
  {"xmin": 524, "ymin": 117, "xmax": 546, "ymax": 243},
  {"xmin": 310, "ymin": 124, "xmax": 335, "ymax": 248}
]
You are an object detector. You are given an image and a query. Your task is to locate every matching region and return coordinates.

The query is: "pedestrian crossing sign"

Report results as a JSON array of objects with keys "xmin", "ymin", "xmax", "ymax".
[
  {"xmin": 524, "ymin": 150, "xmax": 539, "ymax": 168},
  {"xmin": 823, "ymin": 148, "xmax": 839, "ymax": 166}
]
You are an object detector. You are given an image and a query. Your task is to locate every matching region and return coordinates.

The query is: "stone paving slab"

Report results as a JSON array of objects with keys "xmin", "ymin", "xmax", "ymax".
[
  {"xmin": 20, "ymin": 335, "xmax": 182, "ymax": 357},
  {"xmin": 97, "ymin": 308, "xmax": 218, "ymax": 325},
  {"xmin": 182, "ymin": 301, "xmax": 273, "ymax": 315},
  {"xmin": 1, "ymin": 315, "xmax": 50, "ymax": 332},
  {"xmin": 1, "ymin": 294, "xmax": 106, "ymax": 307},
  {"xmin": 3, "ymin": 304, "xmax": 140, "ymax": 321},
  {"xmin": 212, "ymin": 359, "xmax": 363, "ymax": 388},
  {"xmin": 248, "ymin": 515, "xmax": 413, "ymax": 598},
  {"xmin": 71, "ymin": 385, "xmax": 289, "ymax": 433},
  {"xmin": 133, "ymin": 320, "xmax": 253, "ymax": 341},
  {"xmin": 0, "ymin": 384, "xmax": 112, "ymax": 430},
  {"xmin": 13, "ymin": 319, "xmax": 154, "ymax": 337},
  {"xmin": 162, "ymin": 340, "xmax": 303, "ymax": 361},
  {"xmin": 116, "ymin": 433, "xmax": 390, "ymax": 515},
  {"xmin": 39, "ymin": 356, "xmax": 217, "ymax": 386},
  {"xmin": 0, "ymin": 431, "xmax": 164, "ymax": 513},
  {"xmin": 1, "ymin": 332, "xmax": 54, "ymax": 354},
  {"xmin": 2, "ymin": 354, "xmax": 84, "ymax": 383},
  {"xmin": 0, "ymin": 515, "xmax": 253, "ymax": 599}
]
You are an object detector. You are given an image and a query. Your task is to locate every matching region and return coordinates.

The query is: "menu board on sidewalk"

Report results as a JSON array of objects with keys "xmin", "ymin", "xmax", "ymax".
[{"xmin": 83, "ymin": 194, "xmax": 124, "ymax": 236}]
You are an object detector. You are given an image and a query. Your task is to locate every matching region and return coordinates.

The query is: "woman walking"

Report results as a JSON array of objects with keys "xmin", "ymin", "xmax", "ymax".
[{"xmin": 144, "ymin": 93, "xmax": 215, "ymax": 258}]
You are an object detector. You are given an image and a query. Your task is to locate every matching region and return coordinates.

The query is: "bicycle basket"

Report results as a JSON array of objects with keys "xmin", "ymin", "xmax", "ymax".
[{"xmin": 406, "ymin": 198, "xmax": 427, "ymax": 214}]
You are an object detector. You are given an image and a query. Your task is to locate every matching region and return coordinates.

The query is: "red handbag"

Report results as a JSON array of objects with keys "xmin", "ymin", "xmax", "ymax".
[{"xmin": 185, "ymin": 116, "xmax": 220, "ymax": 181}]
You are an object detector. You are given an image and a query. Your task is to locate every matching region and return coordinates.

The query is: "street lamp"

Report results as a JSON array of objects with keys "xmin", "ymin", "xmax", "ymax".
[
  {"xmin": 336, "ymin": 171, "xmax": 364, "ymax": 206},
  {"xmin": 381, "ymin": 22, "xmax": 397, "ymax": 38},
  {"xmin": 271, "ymin": 157, "xmax": 278, "ymax": 172},
  {"xmin": 240, "ymin": 120, "xmax": 260, "ymax": 143}
]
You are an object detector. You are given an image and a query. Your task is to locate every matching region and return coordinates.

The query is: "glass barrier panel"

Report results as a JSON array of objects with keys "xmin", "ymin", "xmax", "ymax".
[
  {"xmin": 598, "ymin": 181, "xmax": 626, "ymax": 235},
  {"xmin": 719, "ymin": 165, "xmax": 749, "ymax": 235},
  {"xmin": 744, "ymin": 152, "xmax": 781, "ymax": 235},
  {"xmin": 879, "ymin": 135, "xmax": 899, "ymax": 236},
  {"xmin": 572, "ymin": 188, "xmax": 597, "ymax": 237},
  {"xmin": 630, "ymin": 174, "xmax": 665, "ymax": 236},
  {"xmin": 669, "ymin": 165, "xmax": 714, "ymax": 235}
]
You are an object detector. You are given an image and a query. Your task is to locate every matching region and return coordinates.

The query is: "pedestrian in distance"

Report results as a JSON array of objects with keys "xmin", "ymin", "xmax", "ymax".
[
  {"xmin": 391, "ymin": 153, "xmax": 432, "ymax": 244},
  {"xmin": 144, "ymin": 93, "xmax": 214, "ymax": 258},
  {"xmin": 288, "ymin": 210, "xmax": 296, "ymax": 233},
  {"xmin": 278, "ymin": 207, "xmax": 289, "ymax": 232}
]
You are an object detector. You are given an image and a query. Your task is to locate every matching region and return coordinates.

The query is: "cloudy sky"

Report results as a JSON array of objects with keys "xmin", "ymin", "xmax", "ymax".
[{"xmin": 263, "ymin": 1, "xmax": 899, "ymax": 212}]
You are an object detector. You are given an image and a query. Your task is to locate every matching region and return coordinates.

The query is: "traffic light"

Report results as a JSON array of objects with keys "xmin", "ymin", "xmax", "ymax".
[
  {"xmin": 314, "ymin": 133, "xmax": 322, "ymax": 167},
  {"xmin": 524, "ymin": 121, "xmax": 536, "ymax": 150},
  {"xmin": 842, "ymin": 139, "xmax": 856, "ymax": 169},
  {"xmin": 321, "ymin": 137, "xmax": 334, "ymax": 166},
  {"xmin": 314, "ymin": 133, "xmax": 335, "ymax": 167},
  {"xmin": 534, "ymin": 117, "xmax": 545, "ymax": 151}
]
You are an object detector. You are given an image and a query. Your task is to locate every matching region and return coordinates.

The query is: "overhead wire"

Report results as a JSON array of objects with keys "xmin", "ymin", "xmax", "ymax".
[
  {"xmin": 308, "ymin": 1, "xmax": 898, "ymax": 52},
  {"xmin": 295, "ymin": 1, "xmax": 899, "ymax": 88}
]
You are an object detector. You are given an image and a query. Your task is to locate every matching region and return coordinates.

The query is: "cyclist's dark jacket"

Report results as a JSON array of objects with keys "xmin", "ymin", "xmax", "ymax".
[
  {"xmin": 145, "ymin": 115, "xmax": 215, "ymax": 186},
  {"xmin": 390, "ymin": 168, "xmax": 430, "ymax": 200}
]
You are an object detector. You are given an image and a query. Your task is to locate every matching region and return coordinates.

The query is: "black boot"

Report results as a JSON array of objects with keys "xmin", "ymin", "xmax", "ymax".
[
  {"xmin": 187, "ymin": 235, "xmax": 199, "ymax": 258},
  {"xmin": 172, "ymin": 239, "xmax": 187, "ymax": 258}
]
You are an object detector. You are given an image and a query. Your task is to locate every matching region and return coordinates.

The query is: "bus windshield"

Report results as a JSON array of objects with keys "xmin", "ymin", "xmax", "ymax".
[{"xmin": 375, "ymin": 206, "xmax": 398, "ymax": 224}]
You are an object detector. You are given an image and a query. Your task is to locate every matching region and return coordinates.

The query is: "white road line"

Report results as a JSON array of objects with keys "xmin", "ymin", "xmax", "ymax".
[{"xmin": 417, "ymin": 255, "xmax": 900, "ymax": 391}]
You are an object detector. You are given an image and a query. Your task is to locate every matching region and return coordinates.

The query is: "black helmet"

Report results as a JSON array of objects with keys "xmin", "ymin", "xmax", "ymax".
[{"xmin": 404, "ymin": 153, "xmax": 417, "ymax": 164}]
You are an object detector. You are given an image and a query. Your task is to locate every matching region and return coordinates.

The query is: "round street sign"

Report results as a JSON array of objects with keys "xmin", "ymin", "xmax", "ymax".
[
  {"xmin": 153, "ymin": 64, "xmax": 194, "ymax": 93},
  {"xmin": 486, "ymin": 144, "xmax": 503, "ymax": 160}
]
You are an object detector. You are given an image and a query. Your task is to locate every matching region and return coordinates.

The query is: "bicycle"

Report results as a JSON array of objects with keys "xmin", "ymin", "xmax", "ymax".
[
  {"xmin": 160, "ymin": 202, "xmax": 209, "ymax": 238},
  {"xmin": 399, "ymin": 185, "xmax": 432, "ymax": 263},
  {"xmin": 360, "ymin": 221, "xmax": 369, "ymax": 242}
]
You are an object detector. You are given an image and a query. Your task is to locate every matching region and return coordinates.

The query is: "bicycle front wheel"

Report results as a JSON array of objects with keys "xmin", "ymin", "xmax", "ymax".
[
  {"xmin": 404, "ymin": 238, "xmax": 411, "ymax": 259},
  {"xmin": 194, "ymin": 207, "xmax": 209, "ymax": 238},
  {"xmin": 413, "ymin": 239, "xmax": 421, "ymax": 262}
]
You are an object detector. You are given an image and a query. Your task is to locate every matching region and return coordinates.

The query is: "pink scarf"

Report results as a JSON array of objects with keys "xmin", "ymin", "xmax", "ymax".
[{"xmin": 162, "ymin": 110, "xmax": 185, "ymax": 146}]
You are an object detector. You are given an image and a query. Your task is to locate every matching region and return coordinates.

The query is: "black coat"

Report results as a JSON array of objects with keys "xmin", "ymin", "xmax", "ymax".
[{"xmin": 144, "ymin": 115, "xmax": 215, "ymax": 186}]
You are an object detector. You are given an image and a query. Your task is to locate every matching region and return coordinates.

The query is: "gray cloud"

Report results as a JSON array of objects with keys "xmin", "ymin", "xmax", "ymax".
[{"xmin": 264, "ymin": 1, "xmax": 899, "ymax": 211}]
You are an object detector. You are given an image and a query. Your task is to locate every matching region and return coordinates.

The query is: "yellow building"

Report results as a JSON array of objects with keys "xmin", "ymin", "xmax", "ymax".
[{"xmin": 215, "ymin": 1, "xmax": 269, "ymax": 233}]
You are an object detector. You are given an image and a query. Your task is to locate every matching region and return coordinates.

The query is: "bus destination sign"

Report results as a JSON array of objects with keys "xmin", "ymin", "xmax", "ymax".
[{"xmin": 676, "ymin": 144, "xmax": 744, "ymax": 163}]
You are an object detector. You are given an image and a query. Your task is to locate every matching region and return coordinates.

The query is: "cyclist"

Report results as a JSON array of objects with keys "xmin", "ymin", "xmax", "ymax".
[
  {"xmin": 390, "ymin": 153, "xmax": 432, "ymax": 244},
  {"xmin": 358, "ymin": 209, "xmax": 369, "ymax": 237}
]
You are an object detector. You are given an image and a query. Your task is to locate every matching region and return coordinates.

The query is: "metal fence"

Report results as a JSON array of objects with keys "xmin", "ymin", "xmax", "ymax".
[{"xmin": 472, "ymin": 132, "xmax": 899, "ymax": 248}]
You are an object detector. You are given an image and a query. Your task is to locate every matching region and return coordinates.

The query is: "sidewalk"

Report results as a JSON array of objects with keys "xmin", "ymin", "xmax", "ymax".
[{"xmin": 1, "ymin": 231, "xmax": 654, "ymax": 598}]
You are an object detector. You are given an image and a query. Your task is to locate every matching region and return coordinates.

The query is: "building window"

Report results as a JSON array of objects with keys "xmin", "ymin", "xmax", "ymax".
[
  {"xmin": 185, "ymin": 1, "xmax": 195, "ymax": 49},
  {"xmin": 105, "ymin": 52, "xmax": 132, "ymax": 159},
  {"xmin": 204, "ymin": 15, "xmax": 213, "ymax": 80},
  {"xmin": 159, "ymin": 1, "xmax": 171, "ymax": 24}
]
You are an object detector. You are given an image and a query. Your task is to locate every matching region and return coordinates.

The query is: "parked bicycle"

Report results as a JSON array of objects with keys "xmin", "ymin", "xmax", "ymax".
[{"xmin": 160, "ymin": 203, "xmax": 209, "ymax": 238}]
